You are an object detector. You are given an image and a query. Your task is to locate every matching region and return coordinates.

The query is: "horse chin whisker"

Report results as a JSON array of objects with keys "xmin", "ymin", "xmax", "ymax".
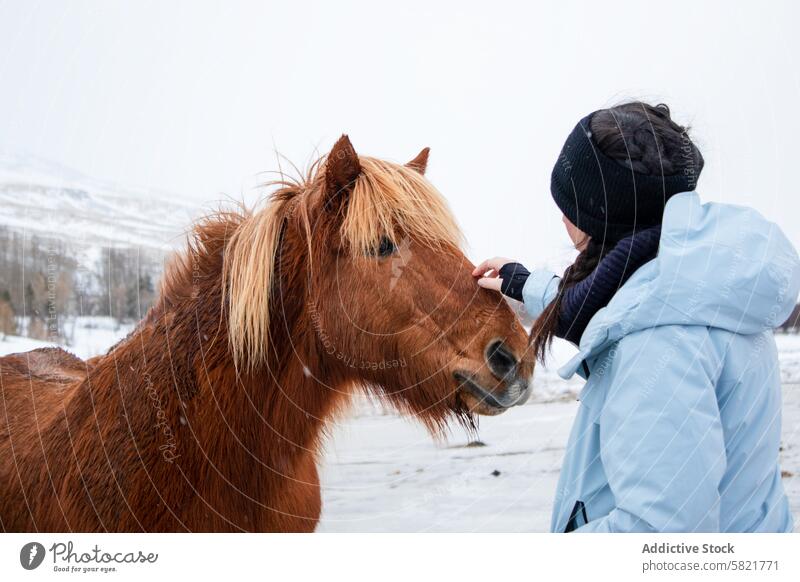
[{"xmin": 453, "ymin": 399, "xmax": 479, "ymax": 436}]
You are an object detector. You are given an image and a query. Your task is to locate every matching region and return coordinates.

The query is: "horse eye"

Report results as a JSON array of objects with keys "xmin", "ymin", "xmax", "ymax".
[{"xmin": 375, "ymin": 236, "xmax": 396, "ymax": 258}]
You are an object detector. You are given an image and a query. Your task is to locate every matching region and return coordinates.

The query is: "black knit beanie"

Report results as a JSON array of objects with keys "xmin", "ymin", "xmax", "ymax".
[{"xmin": 550, "ymin": 112, "xmax": 697, "ymax": 242}]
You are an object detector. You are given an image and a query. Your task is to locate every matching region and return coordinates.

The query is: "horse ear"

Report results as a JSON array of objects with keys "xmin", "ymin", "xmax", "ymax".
[
  {"xmin": 325, "ymin": 135, "xmax": 361, "ymax": 200},
  {"xmin": 406, "ymin": 147, "xmax": 430, "ymax": 175}
]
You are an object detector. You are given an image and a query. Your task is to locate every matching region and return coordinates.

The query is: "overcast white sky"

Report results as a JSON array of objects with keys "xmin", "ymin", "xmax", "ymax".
[{"xmin": 1, "ymin": 0, "xmax": 798, "ymax": 269}]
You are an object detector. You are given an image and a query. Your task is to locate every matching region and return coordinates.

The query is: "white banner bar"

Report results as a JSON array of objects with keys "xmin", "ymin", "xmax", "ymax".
[{"xmin": 1, "ymin": 533, "xmax": 798, "ymax": 581}]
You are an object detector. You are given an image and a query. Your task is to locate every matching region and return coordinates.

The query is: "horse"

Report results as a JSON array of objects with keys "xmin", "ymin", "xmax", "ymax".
[{"xmin": 0, "ymin": 136, "xmax": 534, "ymax": 532}]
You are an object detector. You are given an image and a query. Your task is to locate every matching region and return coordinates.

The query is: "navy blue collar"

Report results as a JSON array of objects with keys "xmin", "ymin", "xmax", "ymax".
[{"xmin": 556, "ymin": 226, "xmax": 662, "ymax": 346}]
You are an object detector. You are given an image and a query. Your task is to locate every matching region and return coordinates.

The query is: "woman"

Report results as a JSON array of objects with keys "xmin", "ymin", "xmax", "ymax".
[{"xmin": 475, "ymin": 102, "xmax": 800, "ymax": 532}]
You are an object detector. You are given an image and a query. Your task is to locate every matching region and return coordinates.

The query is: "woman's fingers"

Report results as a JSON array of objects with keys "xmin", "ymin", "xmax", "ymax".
[
  {"xmin": 472, "ymin": 259, "xmax": 491, "ymax": 277},
  {"xmin": 474, "ymin": 256, "xmax": 519, "ymax": 293},
  {"xmin": 472, "ymin": 257, "xmax": 515, "ymax": 277},
  {"xmin": 477, "ymin": 277, "xmax": 503, "ymax": 291}
]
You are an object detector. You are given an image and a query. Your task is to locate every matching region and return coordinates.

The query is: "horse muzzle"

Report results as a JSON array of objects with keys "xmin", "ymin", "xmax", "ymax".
[{"xmin": 453, "ymin": 340, "xmax": 532, "ymax": 416}]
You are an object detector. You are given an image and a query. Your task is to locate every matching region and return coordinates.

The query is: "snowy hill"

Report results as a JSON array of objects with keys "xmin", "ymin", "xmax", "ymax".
[{"xmin": 0, "ymin": 151, "xmax": 199, "ymax": 251}]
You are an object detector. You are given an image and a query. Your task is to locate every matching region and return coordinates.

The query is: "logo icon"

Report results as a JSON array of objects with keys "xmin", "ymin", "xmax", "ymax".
[{"xmin": 20, "ymin": 542, "xmax": 46, "ymax": 570}]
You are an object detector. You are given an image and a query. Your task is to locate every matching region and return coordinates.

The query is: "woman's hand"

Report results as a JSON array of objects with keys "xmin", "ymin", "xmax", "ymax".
[{"xmin": 472, "ymin": 257, "xmax": 516, "ymax": 291}]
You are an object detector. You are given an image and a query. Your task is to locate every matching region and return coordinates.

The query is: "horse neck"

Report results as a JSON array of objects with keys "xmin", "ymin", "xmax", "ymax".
[{"xmin": 114, "ymin": 241, "xmax": 348, "ymax": 469}]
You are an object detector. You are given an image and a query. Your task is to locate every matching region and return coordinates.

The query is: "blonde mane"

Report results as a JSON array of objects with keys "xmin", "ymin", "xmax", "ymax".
[{"xmin": 222, "ymin": 154, "xmax": 463, "ymax": 370}]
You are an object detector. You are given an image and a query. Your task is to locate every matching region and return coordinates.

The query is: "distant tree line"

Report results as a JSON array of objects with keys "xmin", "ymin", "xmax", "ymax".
[
  {"xmin": 0, "ymin": 226, "xmax": 162, "ymax": 341},
  {"xmin": 1, "ymin": 223, "xmax": 798, "ymax": 342},
  {"xmin": 778, "ymin": 303, "xmax": 800, "ymax": 333}
]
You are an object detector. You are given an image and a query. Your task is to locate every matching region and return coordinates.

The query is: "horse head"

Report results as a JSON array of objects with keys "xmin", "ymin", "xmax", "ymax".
[{"xmin": 224, "ymin": 135, "xmax": 534, "ymax": 431}]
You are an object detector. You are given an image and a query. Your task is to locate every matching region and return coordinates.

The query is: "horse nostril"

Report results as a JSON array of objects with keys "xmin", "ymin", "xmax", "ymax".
[{"xmin": 485, "ymin": 340, "xmax": 518, "ymax": 378}]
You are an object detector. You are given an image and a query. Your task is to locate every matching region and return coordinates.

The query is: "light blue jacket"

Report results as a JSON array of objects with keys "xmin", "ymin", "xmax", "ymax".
[{"xmin": 523, "ymin": 192, "xmax": 800, "ymax": 532}]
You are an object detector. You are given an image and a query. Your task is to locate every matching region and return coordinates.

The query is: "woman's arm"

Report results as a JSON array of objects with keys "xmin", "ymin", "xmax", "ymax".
[{"xmin": 521, "ymin": 270, "xmax": 559, "ymax": 319}]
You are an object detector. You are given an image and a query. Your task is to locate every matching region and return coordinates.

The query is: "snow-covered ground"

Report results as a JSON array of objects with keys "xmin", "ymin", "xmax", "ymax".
[
  {"xmin": 1, "ymin": 317, "xmax": 135, "ymax": 360},
  {"xmin": 318, "ymin": 398, "xmax": 577, "ymax": 532},
  {"xmin": 1, "ymin": 324, "xmax": 799, "ymax": 532}
]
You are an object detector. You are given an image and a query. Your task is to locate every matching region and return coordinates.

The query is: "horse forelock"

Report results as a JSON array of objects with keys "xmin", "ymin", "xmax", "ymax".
[{"xmin": 342, "ymin": 156, "xmax": 463, "ymax": 255}]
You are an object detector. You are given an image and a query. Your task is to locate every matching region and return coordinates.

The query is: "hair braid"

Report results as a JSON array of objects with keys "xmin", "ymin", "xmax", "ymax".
[{"xmin": 530, "ymin": 239, "xmax": 612, "ymax": 362}]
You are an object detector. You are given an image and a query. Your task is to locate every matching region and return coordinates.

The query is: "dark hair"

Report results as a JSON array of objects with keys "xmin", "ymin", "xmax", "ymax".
[
  {"xmin": 591, "ymin": 102, "xmax": 704, "ymax": 178},
  {"xmin": 531, "ymin": 101, "xmax": 704, "ymax": 362}
]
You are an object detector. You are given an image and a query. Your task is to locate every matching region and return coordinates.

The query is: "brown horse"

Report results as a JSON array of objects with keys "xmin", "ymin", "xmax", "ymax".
[{"xmin": 0, "ymin": 136, "xmax": 533, "ymax": 532}]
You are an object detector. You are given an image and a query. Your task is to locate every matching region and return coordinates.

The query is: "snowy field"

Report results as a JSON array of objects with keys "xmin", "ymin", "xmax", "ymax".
[
  {"xmin": 5, "ymin": 317, "xmax": 136, "ymax": 360},
  {"xmin": 1, "ymin": 321, "xmax": 799, "ymax": 532}
]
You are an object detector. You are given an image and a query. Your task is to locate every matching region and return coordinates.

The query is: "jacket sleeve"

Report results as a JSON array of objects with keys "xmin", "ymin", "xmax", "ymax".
[
  {"xmin": 521, "ymin": 269, "xmax": 560, "ymax": 319},
  {"xmin": 576, "ymin": 326, "xmax": 726, "ymax": 532}
]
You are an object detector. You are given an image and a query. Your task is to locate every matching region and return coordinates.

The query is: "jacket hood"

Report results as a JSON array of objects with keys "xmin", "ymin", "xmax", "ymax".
[{"xmin": 559, "ymin": 192, "xmax": 800, "ymax": 379}]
